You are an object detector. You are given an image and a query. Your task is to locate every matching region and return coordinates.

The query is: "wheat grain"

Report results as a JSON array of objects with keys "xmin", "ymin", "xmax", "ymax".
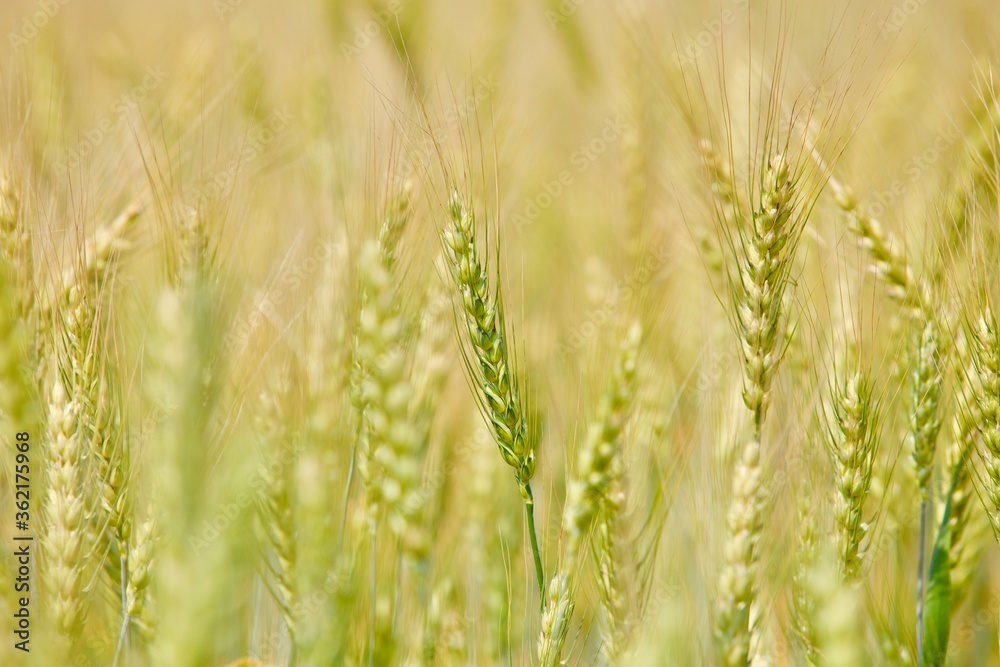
[
  {"xmin": 125, "ymin": 509, "xmax": 156, "ymax": 638},
  {"xmin": 910, "ymin": 317, "xmax": 944, "ymax": 499},
  {"xmin": 827, "ymin": 371, "xmax": 879, "ymax": 580},
  {"xmin": 41, "ymin": 375, "xmax": 87, "ymax": 640}
]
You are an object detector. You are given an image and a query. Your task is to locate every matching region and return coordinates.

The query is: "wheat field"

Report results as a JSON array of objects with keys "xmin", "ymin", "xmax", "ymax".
[{"xmin": 3, "ymin": 0, "xmax": 1000, "ymax": 665}]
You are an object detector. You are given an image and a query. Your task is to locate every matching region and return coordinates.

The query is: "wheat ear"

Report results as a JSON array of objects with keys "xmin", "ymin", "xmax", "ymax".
[
  {"xmin": 910, "ymin": 317, "xmax": 944, "ymax": 499},
  {"xmin": 89, "ymin": 373, "xmax": 134, "ymax": 641},
  {"xmin": 594, "ymin": 323, "xmax": 642, "ymax": 662},
  {"xmin": 908, "ymin": 315, "xmax": 943, "ymax": 657},
  {"xmin": 256, "ymin": 381, "xmax": 298, "ymax": 643},
  {"xmin": 736, "ymin": 154, "xmax": 797, "ymax": 427},
  {"xmin": 41, "ymin": 374, "xmax": 87, "ymax": 640},
  {"xmin": 969, "ymin": 307, "xmax": 1000, "ymax": 539},
  {"xmin": 827, "ymin": 372, "xmax": 880, "ymax": 580},
  {"xmin": 0, "ymin": 172, "xmax": 32, "ymax": 321},
  {"xmin": 827, "ymin": 178, "xmax": 931, "ymax": 315},
  {"xmin": 353, "ymin": 186, "xmax": 432, "ymax": 559},
  {"xmin": 442, "ymin": 191, "xmax": 543, "ymax": 595},
  {"xmin": 716, "ymin": 153, "xmax": 799, "ymax": 666},
  {"xmin": 538, "ymin": 322, "xmax": 640, "ymax": 666},
  {"xmin": 942, "ymin": 341, "xmax": 983, "ymax": 602},
  {"xmin": 146, "ymin": 283, "xmax": 225, "ymax": 667},
  {"xmin": 808, "ymin": 555, "xmax": 864, "ymax": 667},
  {"xmin": 296, "ymin": 235, "xmax": 354, "ymax": 666},
  {"xmin": 0, "ymin": 173, "xmax": 21, "ymax": 263},
  {"xmin": 0, "ymin": 250, "xmax": 34, "ymax": 436},
  {"xmin": 352, "ymin": 191, "xmax": 412, "ymax": 529},
  {"xmin": 697, "ymin": 138, "xmax": 739, "ymax": 276},
  {"xmin": 356, "ymin": 239, "xmax": 427, "ymax": 559},
  {"xmin": 124, "ymin": 507, "xmax": 156, "ymax": 639},
  {"xmin": 42, "ymin": 283, "xmax": 107, "ymax": 649},
  {"xmin": 716, "ymin": 439, "xmax": 765, "ymax": 667},
  {"xmin": 790, "ymin": 499, "xmax": 819, "ymax": 662}
]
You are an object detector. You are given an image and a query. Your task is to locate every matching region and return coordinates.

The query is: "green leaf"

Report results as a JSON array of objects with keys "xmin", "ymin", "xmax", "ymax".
[{"xmin": 921, "ymin": 468, "xmax": 959, "ymax": 667}]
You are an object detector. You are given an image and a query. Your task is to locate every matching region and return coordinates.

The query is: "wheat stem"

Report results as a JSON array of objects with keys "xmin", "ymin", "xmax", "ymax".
[{"xmin": 524, "ymin": 487, "xmax": 544, "ymax": 608}]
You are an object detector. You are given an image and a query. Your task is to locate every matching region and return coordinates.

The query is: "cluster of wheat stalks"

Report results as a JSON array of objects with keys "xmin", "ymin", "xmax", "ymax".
[{"xmin": 5, "ymin": 0, "xmax": 1000, "ymax": 665}]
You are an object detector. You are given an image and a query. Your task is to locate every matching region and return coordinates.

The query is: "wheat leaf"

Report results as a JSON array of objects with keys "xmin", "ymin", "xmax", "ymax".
[{"xmin": 921, "ymin": 466, "xmax": 960, "ymax": 667}]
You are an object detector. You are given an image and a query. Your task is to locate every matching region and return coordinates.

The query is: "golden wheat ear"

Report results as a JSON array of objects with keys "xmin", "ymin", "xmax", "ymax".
[
  {"xmin": 827, "ymin": 178, "xmax": 932, "ymax": 316},
  {"xmin": 968, "ymin": 307, "xmax": 1000, "ymax": 540},
  {"xmin": 826, "ymin": 371, "xmax": 881, "ymax": 581},
  {"xmin": 715, "ymin": 144, "xmax": 805, "ymax": 666}
]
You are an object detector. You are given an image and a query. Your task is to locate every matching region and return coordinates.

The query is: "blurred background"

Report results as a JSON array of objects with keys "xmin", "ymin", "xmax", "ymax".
[{"xmin": 3, "ymin": 0, "xmax": 1000, "ymax": 665}]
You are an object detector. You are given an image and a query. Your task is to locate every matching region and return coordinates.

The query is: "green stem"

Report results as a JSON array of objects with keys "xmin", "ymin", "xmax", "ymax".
[
  {"xmin": 523, "ymin": 483, "xmax": 545, "ymax": 601},
  {"xmin": 368, "ymin": 524, "xmax": 376, "ymax": 667},
  {"xmin": 339, "ymin": 436, "xmax": 358, "ymax": 550},
  {"xmin": 917, "ymin": 497, "xmax": 928, "ymax": 664}
]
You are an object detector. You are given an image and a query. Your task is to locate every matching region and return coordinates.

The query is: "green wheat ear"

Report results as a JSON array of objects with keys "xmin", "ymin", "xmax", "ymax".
[
  {"xmin": 442, "ymin": 190, "xmax": 544, "ymax": 596},
  {"xmin": 444, "ymin": 192, "xmax": 535, "ymax": 489},
  {"xmin": 909, "ymin": 317, "xmax": 943, "ymax": 500}
]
